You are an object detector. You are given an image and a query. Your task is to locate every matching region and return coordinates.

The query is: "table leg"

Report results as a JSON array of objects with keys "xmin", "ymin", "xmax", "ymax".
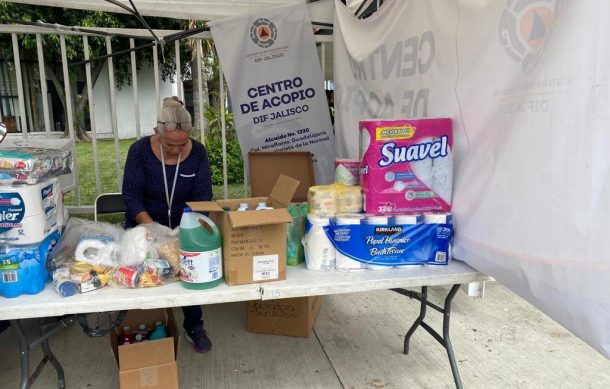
[
  {"xmin": 391, "ymin": 284, "xmax": 463, "ymax": 389},
  {"xmin": 9, "ymin": 316, "xmax": 75, "ymax": 389},
  {"xmin": 40, "ymin": 318, "xmax": 67, "ymax": 389},
  {"xmin": 9, "ymin": 319, "xmax": 30, "ymax": 389}
]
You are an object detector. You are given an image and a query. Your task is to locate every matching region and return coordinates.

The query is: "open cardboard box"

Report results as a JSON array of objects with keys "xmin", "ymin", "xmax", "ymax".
[
  {"xmin": 248, "ymin": 151, "xmax": 315, "ymax": 202},
  {"xmin": 110, "ymin": 308, "xmax": 179, "ymax": 389},
  {"xmin": 247, "ymin": 296, "xmax": 322, "ymax": 337},
  {"xmin": 188, "ymin": 174, "xmax": 300, "ymax": 286}
]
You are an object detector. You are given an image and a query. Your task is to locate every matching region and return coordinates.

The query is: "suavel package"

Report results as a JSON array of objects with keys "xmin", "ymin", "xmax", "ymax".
[
  {"xmin": 323, "ymin": 216, "xmax": 453, "ymax": 266},
  {"xmin": 360, "ymin": 118, "xmax": 453, "ymax": 214},
  {"xmin": 0, "ymin": 146, "xmax": 72, "ymax": 184}
]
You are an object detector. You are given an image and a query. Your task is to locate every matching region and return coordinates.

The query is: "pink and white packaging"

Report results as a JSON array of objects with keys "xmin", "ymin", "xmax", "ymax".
[{"xmin": 359, "ymin": 118, "xmax": 453, "ymax": 215}]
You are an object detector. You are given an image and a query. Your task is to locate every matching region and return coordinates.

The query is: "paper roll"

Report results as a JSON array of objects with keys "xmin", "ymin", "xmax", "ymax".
[
  {"xmin": 335, "ymin": 159, "xmax": 360, "ymax": 186},
  {"xmin": 335, "ymin": 215, "xmax": 366, "ymax": 271},
  {"xmin": 74, "ymin": 239, "xmax": 119, "ymax": 267},
  {"xmin": 394, "ymin": 214, "xmax": 423, "ymax": 225},
  {"xmin": 423, "ymin": 213, "xmax": 453, "ymax": 224},
  {"xmin": 303, "ymin": 216, "xmax": 336, "ymax": 271}
]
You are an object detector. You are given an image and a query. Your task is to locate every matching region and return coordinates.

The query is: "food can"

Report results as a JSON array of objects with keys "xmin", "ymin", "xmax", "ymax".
[{"xmin": 114, "ymin": 266, "xmax": 140, "ymax": 287}]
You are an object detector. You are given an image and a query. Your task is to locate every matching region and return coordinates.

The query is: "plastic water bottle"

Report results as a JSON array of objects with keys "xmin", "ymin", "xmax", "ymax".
[
  {"xmin": 137, "ymin": 323, "xmax": 149, "ymax": 339},
  {"xmin": 237, "ymin": 203, "xmax": 249, "ymax": 211},
  {"xmin": 148, "ymin": 321, "xmax": 167, "ymax": 340},
  {"xmin": 255, "ymin": 202, "xmax": 267, "ymax": 210},
  {"xmin": 179, "ymin": 207, "xmax": 223, "ymax": 289},
  {"xmin": 119, "ymin": 326, "xmax": 135, "ymax": 345}
]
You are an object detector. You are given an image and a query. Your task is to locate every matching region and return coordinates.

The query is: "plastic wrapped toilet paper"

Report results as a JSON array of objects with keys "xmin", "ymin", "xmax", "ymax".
[
  {"xmin": 424, "ymin": 213, "xmax": 453, "ymax": 264},
  {"xmin": 363, "ymin": 215, "xmax": 393, "ymax": 270},
  {"xmin": 0, "ymin": 178, "xmax": 63, "ymax": 244},
  {"xmin": 335, "ymin": 214, "xmax": 367, "ymax": 271},
  {"xmin": 394, "ymin": 214, "xmax": 424, "ymax": 268},
  {"xmin": 359, "ymin": 118, "xmax": 453, "ymax": 214},
  {"xmin": 74, "ymin": 238, "xmax": 119, "ymax": 267},
  {"xmin": 335, "ymin": 159, "xmax": 360, "ymax": 185},
  {"xmin": 302, "ymin": 215, "xmax": 336, "ymax": 271}
]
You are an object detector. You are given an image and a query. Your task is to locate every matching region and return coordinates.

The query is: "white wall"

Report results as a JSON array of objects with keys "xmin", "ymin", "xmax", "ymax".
[{"xmin": 92, "ymin": 63, "xmax": 177, "ymax": 139}]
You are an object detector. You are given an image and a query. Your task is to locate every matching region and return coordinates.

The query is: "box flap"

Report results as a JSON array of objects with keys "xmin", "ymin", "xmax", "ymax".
[
  {"xmin": 248, "ymin": 152, "xmax": 314, "ymax": 202},
  {"xmin": 118, "ymin": 337, "xmax": 175, "ymax": 371},
  {"xmin": 227, "ymin": 208, "xmax": 293, "ymax": 228},
  {"xmin": 187, "ymin": 201, "xmax": 224, "ymax": 213},
  {"xmin": 119, "ymin": 362, "xmax": 178, "ymax": 389},
  {"xmin": 268, "ymin": 174, "xmax": 300, "ymax": 208}
]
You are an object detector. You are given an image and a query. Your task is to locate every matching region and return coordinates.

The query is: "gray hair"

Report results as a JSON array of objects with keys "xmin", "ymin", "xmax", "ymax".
[{"xmin": 155, "ymin": 96, "xmax": 192, "ymax": 136}]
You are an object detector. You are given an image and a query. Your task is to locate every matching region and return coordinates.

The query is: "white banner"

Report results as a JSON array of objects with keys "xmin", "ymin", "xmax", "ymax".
[
  {"xmin": 210, "ymin": 2, "xmax": 335, "ymax": 184},
  {"xmin": 334, "ymin": 0, "xmax": 610, "ymax": 358}
]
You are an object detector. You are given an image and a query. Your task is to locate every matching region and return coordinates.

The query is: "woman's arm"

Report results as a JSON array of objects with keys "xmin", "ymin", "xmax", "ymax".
[{"xmin": 122, "ymin": 141, "xmax": 151, "ymax": 224}]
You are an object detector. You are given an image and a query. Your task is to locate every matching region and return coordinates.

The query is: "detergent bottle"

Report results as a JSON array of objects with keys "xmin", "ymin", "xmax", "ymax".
[{"xmin": 179, "ymin": 207, "xmax": 223, "ymax": 289}]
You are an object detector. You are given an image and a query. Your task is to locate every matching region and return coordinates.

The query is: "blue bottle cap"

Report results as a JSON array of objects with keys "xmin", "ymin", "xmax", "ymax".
[{"xmin": 183, "ymin": 207, "xmax": 192, "ymax": 213}]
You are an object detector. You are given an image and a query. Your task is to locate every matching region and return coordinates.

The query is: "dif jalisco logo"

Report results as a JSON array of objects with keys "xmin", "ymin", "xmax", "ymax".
[
  {"xmin": 499, "ymin": 0, "xmax": 563, "ymax": 74},
  {"xmin": 250, "ymin": 17, "xmax": 277, "ymax": 48}
]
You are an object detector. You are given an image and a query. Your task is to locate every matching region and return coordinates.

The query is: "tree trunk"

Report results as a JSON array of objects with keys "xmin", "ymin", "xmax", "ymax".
[
  {"xmin": 46, "ymin": 65, "xmax": 67, "ymax": 135},
  {"xmin": 191, "ymin": 57, "xmax": 210, "ymax": 141},
  {"xmin": 73, "ymin": 58, "xmax": 104, "ymax": 142},
  {"xmin": 45, "ymin": 56, "xmax": 104, "ymax": 142}
]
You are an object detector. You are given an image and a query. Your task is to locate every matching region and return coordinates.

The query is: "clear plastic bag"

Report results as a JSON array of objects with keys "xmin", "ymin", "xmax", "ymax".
[
  {"xmin": 118, "ymin": 225, "xmax": 157, "ymax": 267},
  {"xmin": 110, "ymin": 259, "xmax": 174, "ymax": 288},
  {"xmin": 47, "ymin": 217, "xmax": 122, "ymax": 271},
  {"xmin": 110, "ymin": 223, "xmax": 179, "ymax": 288}
]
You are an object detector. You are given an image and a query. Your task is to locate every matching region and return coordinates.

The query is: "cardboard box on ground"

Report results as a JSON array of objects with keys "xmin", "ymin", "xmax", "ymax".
[
  {"xmin": 247, "ymin": 296, "xmax": 322, "ymax": 337},
  {"xmin": 110, "ymin": 309, "xmax": 179, "ymax": 389},
  {"xmin": 188, "ymin": 174, "xmax": 300, "ymax": 286}
]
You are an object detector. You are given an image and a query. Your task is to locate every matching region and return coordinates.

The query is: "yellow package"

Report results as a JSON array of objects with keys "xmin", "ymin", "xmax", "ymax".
[{"xmin": 308, "ymin": 184, "xmax": 362, "ymax": 216}]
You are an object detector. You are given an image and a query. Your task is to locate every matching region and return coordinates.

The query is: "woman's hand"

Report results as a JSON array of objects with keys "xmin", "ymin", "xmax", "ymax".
[{"xmin": 135, "ymin": 211, "xmax": 155, "ymax": 225}]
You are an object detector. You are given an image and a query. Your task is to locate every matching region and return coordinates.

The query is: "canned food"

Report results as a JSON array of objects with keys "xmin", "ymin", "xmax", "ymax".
[{"xmin": 114, "ymin": 267, "xmax": 140, "ymax": 287}]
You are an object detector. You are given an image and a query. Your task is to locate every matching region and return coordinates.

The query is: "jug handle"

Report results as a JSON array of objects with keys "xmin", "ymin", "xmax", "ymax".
[{"xmin": 198, "ymin": 218, "xmax": 214, "ymax": 234}]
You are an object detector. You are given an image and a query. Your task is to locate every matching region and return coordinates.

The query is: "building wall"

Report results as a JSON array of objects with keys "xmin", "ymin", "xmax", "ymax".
[{"xmin": 92, "ymin": 63, "xmax": 177, "ymax": 139}]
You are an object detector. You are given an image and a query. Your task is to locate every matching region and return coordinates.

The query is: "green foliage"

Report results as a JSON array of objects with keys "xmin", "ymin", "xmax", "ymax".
[{"xmin": 203, "ymin": 105, "xmax": 244, "ymax": 185}]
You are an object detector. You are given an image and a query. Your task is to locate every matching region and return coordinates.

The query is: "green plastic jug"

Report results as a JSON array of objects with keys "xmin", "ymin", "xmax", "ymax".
[{"xmin": 179, "ymin": 207, "xmax": 223, "ymax": 289}]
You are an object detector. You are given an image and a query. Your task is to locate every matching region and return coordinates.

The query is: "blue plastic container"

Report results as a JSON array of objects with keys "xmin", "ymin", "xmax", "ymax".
[{"xmin": 0, "ymin": 231, "xmax": 61, "ymax": 298}]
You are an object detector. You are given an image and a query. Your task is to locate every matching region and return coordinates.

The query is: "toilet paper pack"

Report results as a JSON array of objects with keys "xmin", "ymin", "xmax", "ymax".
[
  {"xmin": 0, "ymin": 178, "xmax": 63, "ymax": 244},
  {"xmin": 360, "ymin": 118, "xmax": 453, "ymax": 214}
]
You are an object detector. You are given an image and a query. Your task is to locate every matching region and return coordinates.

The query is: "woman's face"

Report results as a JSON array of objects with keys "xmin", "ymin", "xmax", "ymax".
[{"xmin": 159, "ymin": 130, "xmax": 190, "ymax": 156}]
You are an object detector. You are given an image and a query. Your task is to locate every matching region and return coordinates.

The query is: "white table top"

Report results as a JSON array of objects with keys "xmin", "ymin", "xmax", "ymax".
[
  {"xmin": 261, "ymin": 260, "xmax": 490, "ymax": 300},
  {"xmin": 0, "ymin": 260, "xmax": 489, "ymax": 321},
  {"xmin": 0, "ymin": 280, "xmax": 261, "ymax": 321}
]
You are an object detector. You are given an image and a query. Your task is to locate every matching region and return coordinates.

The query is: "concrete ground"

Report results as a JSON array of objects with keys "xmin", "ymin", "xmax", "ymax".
[{"xmin": 0, "ymin": 282, "xmax": 608, "ymax": 388}]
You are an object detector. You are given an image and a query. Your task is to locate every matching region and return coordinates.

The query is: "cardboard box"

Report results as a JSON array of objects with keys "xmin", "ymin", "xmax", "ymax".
[
  {"xmin": 246, "ymin": 296, "xmax": 322, "ymax": 337},
  {"xmin": 110, "ymin": 309, "xmax": 180, "ymax": 389},
  {"xmin": 248, "ymin": 152, "xmax": 315, "ymax": 202},
  {"xmin": 188, "ymin": 174, "xmax": 299, "ymax": 286}
]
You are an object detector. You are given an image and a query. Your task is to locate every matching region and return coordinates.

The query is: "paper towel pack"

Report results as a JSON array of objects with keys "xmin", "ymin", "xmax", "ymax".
[{"xmin": 359, "ymin": 118, "xmax": 453, "ymax": 215}]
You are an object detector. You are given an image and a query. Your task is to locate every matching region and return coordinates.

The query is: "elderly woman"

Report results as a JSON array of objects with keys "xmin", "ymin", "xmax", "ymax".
[{"xmin": 122, "ymin": 96, "xmax": 213, "ymax": 353}]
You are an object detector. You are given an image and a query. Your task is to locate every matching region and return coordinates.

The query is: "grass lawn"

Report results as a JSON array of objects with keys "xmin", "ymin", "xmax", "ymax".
[{"xmin": 65, "ymin": 139, "xmax": 247, "ymax": 210}]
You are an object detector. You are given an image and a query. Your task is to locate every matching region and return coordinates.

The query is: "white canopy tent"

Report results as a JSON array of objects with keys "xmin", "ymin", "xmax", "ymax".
[
  {"xmin": 8, "ymin": 0, "xmax": 336, "ymax": 23},
  {"xmin": 4, "ymin": 0, "xmax": 609, "ymax": 361}
]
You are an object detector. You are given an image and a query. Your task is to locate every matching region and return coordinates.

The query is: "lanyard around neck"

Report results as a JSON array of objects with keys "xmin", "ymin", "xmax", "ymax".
[{"xmin": 159, "ymin": 143, "xmax": 181, "ymax": 228}]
